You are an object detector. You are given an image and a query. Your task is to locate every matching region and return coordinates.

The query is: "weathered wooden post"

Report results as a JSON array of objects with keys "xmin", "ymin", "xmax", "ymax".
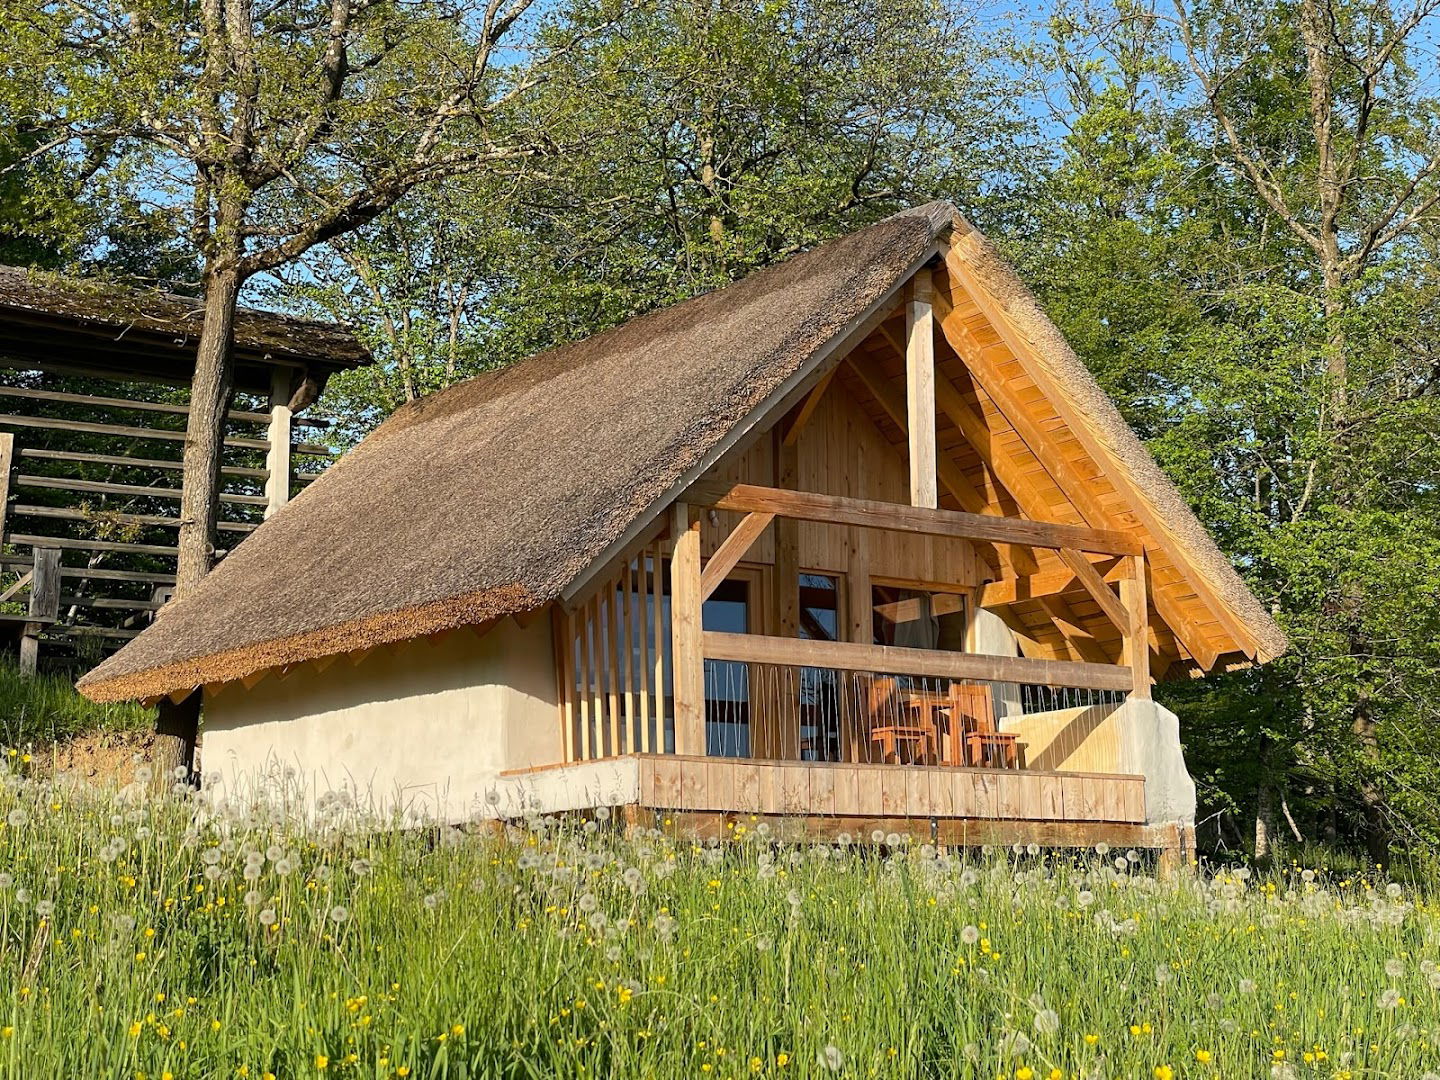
[
  {"xmin": 263, "ymin": 367, "xmax": 293, "ymax": 519},
  {"xmin": 19, "ymin": 546, "xmax": 59, "ymax": 676},
  {"xmin": 1119, "ymin": 551, "xmax": 1151, "ymax": 700}
]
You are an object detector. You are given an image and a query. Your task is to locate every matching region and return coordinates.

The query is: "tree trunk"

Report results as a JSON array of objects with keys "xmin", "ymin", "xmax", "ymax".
[
  {"xmin": 158, "ymin": 262, "xmax": 239, "ymax": 781},
  {"xmin": 1254, "ymin": 735, "xmax": 1278, "ymax": 861},
  {"xmin": 175, "ymin": 263, "xmax": 241, "ymax": 598},
  {"xmin": 1351, "ymin": 702, "xmax": 1389, "ymax": 869}
]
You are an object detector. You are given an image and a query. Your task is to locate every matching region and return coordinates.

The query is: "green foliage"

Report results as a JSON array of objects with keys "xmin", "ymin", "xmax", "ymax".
[
  {"xmin": 303, "ymin": 0, "xmax": 1035, "ymax": 438},
  {"xmin": 1016, "ymin": 0, "xmax": 1440, "ymax": 859},
  {"xmin": 0, "ymin": 773, "xmax": 1438, "ymax": 1076},
  {"xmin": 0, "ymin": 661, "xmax": 149, "ymax": 748}
]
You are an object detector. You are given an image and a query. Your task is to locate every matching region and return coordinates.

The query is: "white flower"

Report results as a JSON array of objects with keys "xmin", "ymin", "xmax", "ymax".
[
  {"xmin": 258, "ymin": 908, "xmax": 278, "ymax": 927},
  {"xmin": 34, "ymin": 899, "xmax": 54, "ymax": 918},
  {"xmin": 1155, "ymin": 964, "xmax": 1171, "ymax": 986},
  {"xmin": 594, "ymin": 805, "xmax": 612, "ymax": 822},
  {"xmin": 818, "ymin": 1045, "xmax": 844, "ymax": 1072},
  {"xmin": 328, "ymin": 906, "xmax": 349, "ymax": 923},
  {"xmin": 1378, "ymin": 988, "xmax": 1401, "ymax": 1009},
  {"xmin": 1238, "ymin": 978, "xmax": 1257, "ymax": 995},
  {"xmin": 961, "ymin": 925, "xmax": 980, "ymax": 945},
  {"xmin": 1385, "ymin": 957, "xmax": 1405, "ymax": 979},
  {"xmin": 6, "ymin": 809, "xmax": 26, "ymax": 827},
  {"xmin": 1033, "ymin": 1009, "xmax": 1060, "ymax": 1036},
  {"xmin": 1386, "ymin": 882, "xmax": 1403, "ymax": 899}
]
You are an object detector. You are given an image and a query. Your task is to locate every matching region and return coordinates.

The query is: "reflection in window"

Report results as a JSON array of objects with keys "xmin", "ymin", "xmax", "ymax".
[
  {"xmin": 703, "ymin": 577, "xmax": 751, "ymax": 757},
  {"xmin": 871, "ymin": 586, "xmax": 966, "ymax": 651},
  {"xmin": 799, "ymin": 574, "xmax": 841, "ymax": 762}
]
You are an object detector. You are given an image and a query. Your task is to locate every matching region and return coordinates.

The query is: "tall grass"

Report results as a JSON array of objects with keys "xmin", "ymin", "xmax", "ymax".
[
  {"xmin": 0, "ymin": 661, "xmax": 151, "ymax": 747},
  {"xmin": 0, "ymin": 759, "xmax": 1437, "ymax": 1079}
]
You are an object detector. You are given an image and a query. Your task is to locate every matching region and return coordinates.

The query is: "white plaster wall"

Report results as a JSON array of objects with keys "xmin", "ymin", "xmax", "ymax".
[
  {"xmin": 200, "ymin": 618, "xmax": 559, "ymax": 825},
  {"xmin": 1115, "ymin": 698, "xmax": 1197, "ymax": 827}
]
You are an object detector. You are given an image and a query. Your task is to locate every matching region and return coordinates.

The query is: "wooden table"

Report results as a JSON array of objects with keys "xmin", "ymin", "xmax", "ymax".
[{"xmin": 900, "ymin": 684, "xmax": 1015, "ymax": 768}]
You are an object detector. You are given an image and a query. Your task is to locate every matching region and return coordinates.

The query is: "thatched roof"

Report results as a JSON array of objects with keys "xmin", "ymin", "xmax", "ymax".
[
  {"xmin": 0, "ymin": 265, "xmax": 370, "ymax": 390},
  {"xmin": 78, "ymin": 203, "xmax": 1283, "ymax": 703}
]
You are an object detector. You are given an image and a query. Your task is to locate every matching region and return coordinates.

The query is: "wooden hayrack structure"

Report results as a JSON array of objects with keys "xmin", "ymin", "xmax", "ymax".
[{"xmin": 0, "ymin": 265, "xmax": 369, "ymax": 671}]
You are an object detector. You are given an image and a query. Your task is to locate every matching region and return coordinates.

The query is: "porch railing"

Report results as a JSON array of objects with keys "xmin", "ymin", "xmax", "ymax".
[{"xmin": 556, "ymin": 484, "xmax": 1152, "ymax": 766}]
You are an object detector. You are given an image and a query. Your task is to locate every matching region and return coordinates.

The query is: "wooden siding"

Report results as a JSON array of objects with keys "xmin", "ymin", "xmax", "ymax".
[
  {"xmin": 699, "ymin": 381, "xmax": 988, "ymax": 586},
  {"xmin": 637, "ymin": 754, "xmax": 1145, "ymax": 824}
]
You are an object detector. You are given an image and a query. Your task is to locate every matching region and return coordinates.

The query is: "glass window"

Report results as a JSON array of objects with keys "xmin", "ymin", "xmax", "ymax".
[
  {"xmin": 798, "ymin": 574, "xmax": 841, "ymax": 761},
  {"xmin": 703, "ymin": 577, "xmax": 751, "ymax": 757},
  {"xmin": 871, "ymin": 586, "xmax": 966, "ymax": 651}
]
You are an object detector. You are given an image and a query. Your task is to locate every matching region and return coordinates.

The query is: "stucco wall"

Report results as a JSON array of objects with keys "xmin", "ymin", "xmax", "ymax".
[
  {"xmin": 998, "ymin": 699, "xmax": 1196, "ymax": 826},
  {"xmin": 200, "ymin": 617, "xmax": 558, "ymax": 824},
  {"xmin": 1001, "ymin": 703, "xmax": 1125, "ymax": 773}
]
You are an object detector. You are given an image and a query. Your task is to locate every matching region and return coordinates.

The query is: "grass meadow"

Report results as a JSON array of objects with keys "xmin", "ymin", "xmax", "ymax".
[{"xmin": 0, "ymin": 754, "xmax": 1437, "ymax": 1079}]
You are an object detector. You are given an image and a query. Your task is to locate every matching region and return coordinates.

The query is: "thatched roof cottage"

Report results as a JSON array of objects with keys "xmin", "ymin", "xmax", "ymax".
[{"xmin": 79, "ymin": 203, "xmax": 1283, "ymax": 857}]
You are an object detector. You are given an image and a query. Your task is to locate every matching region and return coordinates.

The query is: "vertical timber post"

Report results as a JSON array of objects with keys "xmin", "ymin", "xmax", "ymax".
[
  {"xmin": 264, "ymin": 367, "xmax": 293, "ymax": 519},
  {"xmin": 1119, "ymin": 551, "xmax": 1151, "ymax": 700},
  {"xmin": 767, "ymin": 427, "xmax": 800, "ymax": 760},
  {"xmin": 905, "ymin": 267, "xmax": 937, "ymax": 509},
  {"xmin": 0, "ymin": 432, "xmax": 13, "ymax": 549},
  {"xmin": 668, "ymin": 502, "xmax": 704, "ymax": 756},
  {"xmin": 19, "ymin": 546, "xmax": 59, "ymax": 676}
]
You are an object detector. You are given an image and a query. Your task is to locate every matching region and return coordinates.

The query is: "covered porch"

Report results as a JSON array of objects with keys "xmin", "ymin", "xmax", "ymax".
[{"xmin": 541, "ymin": 477, "xmax": 1168, "ymax": 845}]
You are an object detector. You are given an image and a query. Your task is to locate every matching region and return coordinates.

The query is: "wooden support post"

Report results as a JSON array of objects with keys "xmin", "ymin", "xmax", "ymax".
[
  {"xmin": 668, "ymin": 503, "xmax": 705, "ymax": 756},
  {"xmin": 1120, "ymin": 552, "xmax": 1151, "ymax": 699},
  {"xmin": 263, "ymin": 367, "xmax": 293, "ymax": 519},
  {"xmin": 20, "ymin": 546, "xmax": 59, "ymax": 676},
  {"xmin": 0, "ymin": 432, "xmax": 12, "ymax": 547},
  {"xmin": 905, "ymin": 268, "xmax": 937, "ymax": 509}
]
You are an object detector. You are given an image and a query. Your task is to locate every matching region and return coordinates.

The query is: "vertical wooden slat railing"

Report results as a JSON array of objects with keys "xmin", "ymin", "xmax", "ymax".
[{"xmin": 562, "ymin": 541, "xmax": 676, "ymax": 761}]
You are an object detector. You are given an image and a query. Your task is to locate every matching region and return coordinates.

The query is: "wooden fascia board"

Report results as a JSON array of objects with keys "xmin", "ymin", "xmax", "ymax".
[
  {"xmin": 940, "ymin": 239, "xmax": 1261, "ymax": 660},
  {"xmin": 932, "ymin": 276, "xmax": 1230, "ymax": 670}
]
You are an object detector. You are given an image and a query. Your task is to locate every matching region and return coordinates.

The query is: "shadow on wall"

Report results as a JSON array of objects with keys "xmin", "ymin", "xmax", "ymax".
[{"xmin": 1002, "ymin": 703, "xmax": 1124, "ymax": 774}]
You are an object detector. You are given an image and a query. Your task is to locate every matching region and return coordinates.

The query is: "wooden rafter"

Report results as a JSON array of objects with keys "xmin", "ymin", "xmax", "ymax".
[
  {"xmin": 1057, "ymin": 548, "xmax": 1128, "ymax": 632},
  {"xmin": 844, "ymin": 351, "xmax": 1029, "ymax": 575},
  {"xmin": 932, "ymin": 281, "xmax": 1229, "ymax": 669},
  {"xmin": 978, "ymin": 558, "xmax": 1123, "ymax": 608},
  {"xmin": 940, "ymin": 242, "xmax": 1260, "ymax": 661}
]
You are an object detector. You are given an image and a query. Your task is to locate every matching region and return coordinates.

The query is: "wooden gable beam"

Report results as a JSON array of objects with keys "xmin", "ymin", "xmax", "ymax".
[
  {"xmin": 932, "ymin": 282, "xmax": 1230, "ymax": 670},
  {"xmin": 689, "ymin": 482, "xmax": 1143, "ymax": 555},
  {"xmin": 941, "ymin": 241, "xmax": 1261, "ymax": 661},
  {"xmin": 844, "ymin": 352, "xmax": 1027, "ymax": 576}
]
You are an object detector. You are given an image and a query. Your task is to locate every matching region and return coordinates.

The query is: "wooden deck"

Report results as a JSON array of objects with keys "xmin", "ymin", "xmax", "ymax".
[{"xmin": 499, "ymin": 753, "xmax": 1161, "ymax": 848}]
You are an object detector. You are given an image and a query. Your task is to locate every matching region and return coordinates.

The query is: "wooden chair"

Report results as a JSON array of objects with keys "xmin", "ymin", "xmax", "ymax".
[
  {"xmin": 944, "ymin": 684, "xmax": 1021, "ymax": 768},
  {"xmin": 855, "ymin": 674, "xmax": 937, "ymax": 765}
]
